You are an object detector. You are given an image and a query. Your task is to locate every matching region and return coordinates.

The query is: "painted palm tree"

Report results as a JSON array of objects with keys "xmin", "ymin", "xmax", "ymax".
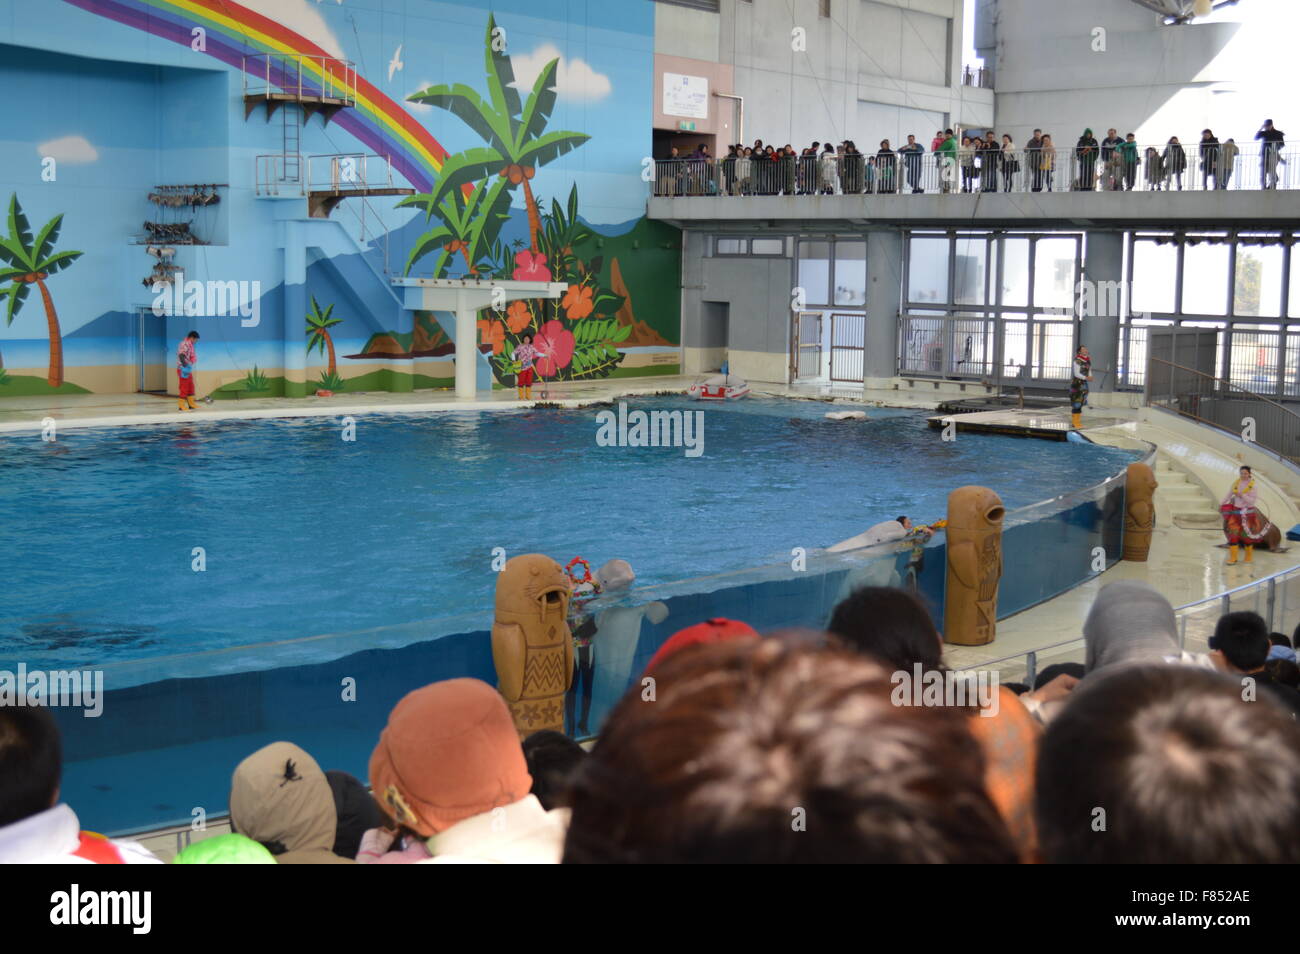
[
  {"xmin": 399, "ymin": 175, "xmax": 512, "ymax": 277},
  {"xmin": 407, "ymin": 13, "xmax": 589, "ymax": 255},
  {"xmin": 0, "ymin": 195, "xmax": 83, "ymax": 388},
  {"xmin": 305, "ymin": 295, "xmax": 343, "ymax": 374}
]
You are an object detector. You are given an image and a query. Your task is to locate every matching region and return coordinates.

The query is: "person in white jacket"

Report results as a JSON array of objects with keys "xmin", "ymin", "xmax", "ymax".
[
  {"xmin": 0, "ymin": 705, "xmax": 160, "ymax": 864},
  {"xmin": 829, "ymin": 516, "xmax": 931, "ymax": 553}
]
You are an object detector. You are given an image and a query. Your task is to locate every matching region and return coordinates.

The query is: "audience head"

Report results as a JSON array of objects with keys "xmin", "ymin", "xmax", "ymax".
[
  {"xmin": 827, "ymin": 585, "xmax": 942, "ymax": 674},
  {"xmin": 230, "ymin": 741, "xmax": 350, "ymax": 863},
  {"xmin": 1210, "ymin": 611, "xmax": 1270, "ymax": 673},
  {"xmin": 325, "ymin": 770, "xmax": 385, "ymax": 860},
  {"xmin": 1036, "ymin": 664, "xmax": 1300, "ymax": 864},
  {"xmin": 368, "ymin": 678, "xmax": 532, "ymax": 838},
  {"xmin": 522, "ymin": 730, "xmax": 588, "ymax": 810},
  {"xmin": 1267, "ymin": 657, "xmax": 1300, "ymax": 688},
  {"xmin": 1273, "ymin": 631, "xmax": 1293, "ymax": 648},
  {"xmin": 645, "ymin": 617, "xmax": 759, "ymax": 674},
  {"xmin": 173, "ymin": 832, "xmax": 277, "ymax": 864},
  {"xmin": 564, "ymin": 638, "xmax": 1018, "ymax": 863},
  {"xmin": 0, "ymin": 703, "xmax": 62, "ymax": 828}
]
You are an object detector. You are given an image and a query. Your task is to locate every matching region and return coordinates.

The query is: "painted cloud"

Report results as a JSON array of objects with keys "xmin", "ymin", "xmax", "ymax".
[
  {"xmin": 511, "ymin": 45, "xmax": 611, "ymax": 101},
  {"xmin": 36, "ymin": 135, "xmax": 99, "ymax": 163}
]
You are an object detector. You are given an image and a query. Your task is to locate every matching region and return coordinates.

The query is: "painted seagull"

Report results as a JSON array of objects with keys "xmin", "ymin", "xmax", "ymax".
[{"xmin": 388, "ymin": 44, "xmax": 404, "ymax": 81}]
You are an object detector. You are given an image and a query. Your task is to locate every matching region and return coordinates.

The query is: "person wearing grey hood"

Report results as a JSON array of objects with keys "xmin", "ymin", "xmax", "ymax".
[{"xmin": 1021, "ymin": 582, "xmax": 1215, "ymax": 725}]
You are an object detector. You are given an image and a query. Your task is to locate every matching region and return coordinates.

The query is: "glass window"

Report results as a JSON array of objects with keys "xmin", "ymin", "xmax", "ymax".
[
  {"xmin": 798, "ymin": 240, "xmax": 831, "ymax": 306},
  {"xmin": 1182, "ymin": 241, "xmax": 1230, "ymax": 316},
  {"xmin": 1234, "ymin": 242, "xmax": 1283, "ymax": 317},
  {"xmin": 1130, "ymin": 239, "xmax": 1177, "ymax": 315},
  {"xmin": 833, "ymin": 241, "xmax": 866, "ymax": 306},
  {"xmin": 751, "ymin": 238, "xmax": 785, "ymax": 256},
  {"xmin": 1290, "ymin": 245, "xmax": 1300, "ymax": 318},
  {"xmin": 954, "ymin": 237, "xmax": 988, "ymax": 306},
  {"xmin": 715, "ymin": 238, "xmax": 746, "ymax": 255},
  {"xmin": 907, "ymin": 236, "xmax": 948, "ymax": 304},
  {"xmin": 1000, "ymin": 314, "xmax": 1029, "ymax": 377},
  {"xmin": 999, "ymin": 238, "xmax": 1030, "ymax": 307},
  {"xmin": 1033, "ymin": 237, "xmax": 1077, "ymax": 310}
]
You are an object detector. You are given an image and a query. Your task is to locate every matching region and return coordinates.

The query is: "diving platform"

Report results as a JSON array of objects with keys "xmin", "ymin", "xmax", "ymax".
[
  {"xmin": 927, "ymin": 407, "xmax": 1130, "ymax": 440},
  {"xmin": 309, "ymin": 186, "xmax": 414, "ymax": 219}
]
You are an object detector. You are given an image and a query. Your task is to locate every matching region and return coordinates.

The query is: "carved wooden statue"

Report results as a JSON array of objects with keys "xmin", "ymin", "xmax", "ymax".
[
  {"xmin": 1123, "ymin": 462, "xmax": 1157, "ymax": 562},
  {"xmin": 491, "ymin": 554, "xmax": 574, "ymax": 737},
  {"xmin": 944, "ymin": 486, "xmax": 1005, "ymax": 647}
]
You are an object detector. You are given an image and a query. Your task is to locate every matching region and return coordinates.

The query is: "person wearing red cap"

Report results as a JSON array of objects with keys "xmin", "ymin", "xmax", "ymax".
[
  {"xmin": 360, "ymin": 678, "xmax": 570, "ymax": 864},
  {"xmin": 644, "ymin": 618, "xmax": 759, "ymax": 675}
]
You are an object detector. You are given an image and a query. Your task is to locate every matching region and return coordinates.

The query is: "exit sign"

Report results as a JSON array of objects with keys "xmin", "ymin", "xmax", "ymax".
[{"xmin": 678, "ymin": 120, "xmax": 696, "ymax": 131}]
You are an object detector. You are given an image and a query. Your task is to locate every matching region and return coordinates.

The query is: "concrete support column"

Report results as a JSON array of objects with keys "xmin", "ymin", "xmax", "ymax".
[
  {"xmin": 283, "ymin": 221, "xmax": 308, "ymax": 398},
  {"xmin": 864, "ymin": 229, "xmax": 904, "ymax": 391},
  {"xmin": 1081, "ymin": 230, "xmax": 1123, "ymax": 393},
  {"xmin": 454, "ymin": 289, "xmax": 478, "ymax": 398}
]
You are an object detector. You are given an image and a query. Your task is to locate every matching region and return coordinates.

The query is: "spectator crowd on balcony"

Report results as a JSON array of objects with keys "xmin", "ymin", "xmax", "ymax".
[
  {"xmin": 1, "ymin": 579, "xmax": 1298, "ymax": 865},
  {"xmin": 656, "ymin": 118, "xmax": 1288, "ymax": 196}
]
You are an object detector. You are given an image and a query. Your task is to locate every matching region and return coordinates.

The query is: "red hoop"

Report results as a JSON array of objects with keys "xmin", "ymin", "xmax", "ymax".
[{"xmin": 565, "ymin": 557, "xmax": 594, "ymax": 586}]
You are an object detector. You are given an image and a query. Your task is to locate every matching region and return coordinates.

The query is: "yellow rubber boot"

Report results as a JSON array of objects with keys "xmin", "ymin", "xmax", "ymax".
[
  {"xmin": 1245, "ymin": 545, "xmax": 1254, "ymax": 563},
  {"xmin": 178, "ymin": 397, "xmax": 188, "ymax": 411},
  {"xmin": 186, "ymin": 395, "xmax": 197, "ymax": 409},
  {"xmin": 1227, "ymin": 544, "xmax": 1239, "ymax": 564},
  {"xmin": 1071, "ymin": 412, "xmax": 1082, "ymax": 429}
]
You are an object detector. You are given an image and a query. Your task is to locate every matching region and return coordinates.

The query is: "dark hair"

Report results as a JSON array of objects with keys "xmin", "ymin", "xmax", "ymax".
[
  {"xmin": 1240, "ymin": 465, "xmax": 1252, "ymax": 474},
  {"xmin": 1271, "ymin": 632, "xmax": 1292, "ymax": 648},
  {"xmin": 0, "ymin": 704, "xmax": 62, "ymax": 828},
  {"xmin": 827, "ymin": 586, "xmax": 943, "ymax": 674},
  {"xmin": 895, "ymin": 515, "xmax": 908, "ymax": 525},
  {"xmin": 563, "ymin": 638, "xmax": 1017, "ymax": 863},
  {"xmin": 522, "ymin": 730, "xmax": 588, "ymax": 811},
  {"xmin": 1036, "ymin": 664, "xmax": 1300, "ymax": 864},
  {"xmin": 1034, "ymin": 662, "xmax": 1084, "ymax": 690},
  {"xmin": 1267, "ymin": 658, "xmax": 1300, "ymax": 689},
  {"xmin": 1211, "ymin": 611, "xmax": 1270, "ymax": 671},
  {"xmin": 521, "ymin": 333, "xmax": 533, "ymax": 343},
  {"xmin": 186, "ymin": 330, "xmax": 200, "ymax": 340},
  {"xmin": 325, "ymin": 770, "xmax": 385, "ymax": 860}
]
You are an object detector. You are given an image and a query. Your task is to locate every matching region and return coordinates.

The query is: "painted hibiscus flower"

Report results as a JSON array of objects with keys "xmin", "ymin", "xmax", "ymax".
[
  {"xmin": 512, "ymin": 250, "xmax": 551, "ymax": 282},
  {"xmin": 561, "ymin": 284, "xmax": 594, "ymax": 320},
  {"xmin": 505, "ymin": 300, "xmax": 532, "ymax": 334},
  {"xmin": 535, "ymin": 319, "xmax": 575, "ymax": 378},
  {"xmin": 477, "ymin": 318, "xmax": 505, "ymax": 355}
]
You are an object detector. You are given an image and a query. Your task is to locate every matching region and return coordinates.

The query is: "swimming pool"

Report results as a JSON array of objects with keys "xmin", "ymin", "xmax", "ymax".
[{"xmin": 1, "ymin": 397, "xmax": 1137, "ymax": 676}]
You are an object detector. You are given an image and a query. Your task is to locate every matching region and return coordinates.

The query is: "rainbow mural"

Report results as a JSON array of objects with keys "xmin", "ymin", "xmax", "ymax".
[{"xmin": 62, "ymin": 0, "xmax": 450, "ymax": 193}]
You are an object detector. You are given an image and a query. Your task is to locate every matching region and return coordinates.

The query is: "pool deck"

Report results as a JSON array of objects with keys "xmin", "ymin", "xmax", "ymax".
[{"xmin": 4, "ymin": 381, "xmax": 1296, "ymax": 679}]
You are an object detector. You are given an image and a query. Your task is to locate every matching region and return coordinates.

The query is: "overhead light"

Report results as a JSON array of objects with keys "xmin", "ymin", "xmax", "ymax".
[{"xmin": 1193, "ymin": 0, "xmax": 1212, "ymax": 15}]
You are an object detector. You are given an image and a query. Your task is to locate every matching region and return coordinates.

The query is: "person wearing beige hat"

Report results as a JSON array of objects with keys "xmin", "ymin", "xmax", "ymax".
[
  {"xmin": 228, "ymin": 741, "xmax": 355, "ymax": 864},
  {"xmin": 361, "ymin": 678, "xmax": 570, "ymax": 864}
]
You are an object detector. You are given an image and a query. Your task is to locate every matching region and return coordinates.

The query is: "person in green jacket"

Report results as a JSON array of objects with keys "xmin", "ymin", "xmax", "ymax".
[
  {"xmin": 1119, "ymin": 133, "xmax": 1139, "ymax": 191},
  {"xmin": 937, "ymin": 129, "xmax": 958, "ymax": 193}
]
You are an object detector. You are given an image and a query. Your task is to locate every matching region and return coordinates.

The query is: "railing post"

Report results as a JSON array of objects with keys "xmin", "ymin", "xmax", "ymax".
[
  {"xmin": 1266, "ymin": 576, "xmax": 1278, "ymax": 632},
  {"xmin": 1024, "ymin": 651, "xmax": 1037, "ymax": 690},
  {"xmin": 1178, "ymin": 613, "xmax": 1187, "ymax": 649},
  {"xmin": 1221, "ymin": 593, "xmax": 1231, "ymax": 617}
]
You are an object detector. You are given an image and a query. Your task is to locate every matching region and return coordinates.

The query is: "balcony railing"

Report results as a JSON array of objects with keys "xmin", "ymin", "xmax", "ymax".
[
  {"xmin": 650, "ymin": 143, "xmax": 1300, "ymax": 197},
  {"xmin": 242, "ymin": 52, "xmax": 356, "ymax": 104},
  {"xmin": 961, "ymin": 65, "xmax": 993, "ymax": 88},
  {"xmin": 1147, "ymin": 356, "xmax": 1300, "ymax": 465}
]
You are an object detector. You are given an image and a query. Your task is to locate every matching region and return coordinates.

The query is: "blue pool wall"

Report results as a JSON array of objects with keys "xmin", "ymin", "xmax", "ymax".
[{"xmin": 53, "ymin": 454, "xmax": 1136, "ymax": 835}]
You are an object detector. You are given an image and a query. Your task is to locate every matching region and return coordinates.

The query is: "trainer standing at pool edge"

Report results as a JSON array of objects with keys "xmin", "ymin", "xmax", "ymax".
[
  {"xmin": 1070, "ymin": 345, "xmax": 1092, "ymax": 429},
  {"xmin": 177, "ymin": 330, "xmax": 200, "ymax": 411}
]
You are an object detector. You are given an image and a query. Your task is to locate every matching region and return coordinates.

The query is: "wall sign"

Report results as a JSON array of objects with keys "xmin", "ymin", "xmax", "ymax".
[{"xmin": 663, "ymin": 73, "xmax": 708, "ymax": 119}]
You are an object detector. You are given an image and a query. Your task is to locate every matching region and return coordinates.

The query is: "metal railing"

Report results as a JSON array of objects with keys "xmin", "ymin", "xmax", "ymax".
[
  {"xmin": 242, "ymin": 52, "xmax": 356, "ymax": 104},
  {"xmin": 961, "ymin": 65, "xmax": 993, "ymax": 88},
  {"xmin": 254, "ymin": 153, "xmax": 397, "ymax": 195},
  {"xmin": 1147, "ymin": 356, "xmax": 1300, "ymax": 464},
  {"xmin": 650, "ymin": 143, "xmax": 1300, "ymax": 197},
  {"xmin": 959, "ymin": 564, "xmax": 1300, "ymax": 684}
]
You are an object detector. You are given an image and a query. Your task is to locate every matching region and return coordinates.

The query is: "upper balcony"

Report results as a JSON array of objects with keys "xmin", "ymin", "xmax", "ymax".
[{"xmin": 648, "ymin": 142, "xmax": 1300, "ymax": 230}]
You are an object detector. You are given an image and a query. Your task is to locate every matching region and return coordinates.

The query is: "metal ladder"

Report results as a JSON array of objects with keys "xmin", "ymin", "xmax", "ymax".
[{"xmin": 282, "ymin": 104, "xmax": 302, "ymax": 184}]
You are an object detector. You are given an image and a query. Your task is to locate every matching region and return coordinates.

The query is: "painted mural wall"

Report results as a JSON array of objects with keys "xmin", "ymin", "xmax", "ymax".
[{"xmin": 0, "ymin": 0, "xmax": 681, "ymax": 399}]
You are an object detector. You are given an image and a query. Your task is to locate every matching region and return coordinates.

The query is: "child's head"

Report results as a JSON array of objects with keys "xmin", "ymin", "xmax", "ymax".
[{"xmin": 521, "ymin": 333, "xmax": 533, "ymax": 344}]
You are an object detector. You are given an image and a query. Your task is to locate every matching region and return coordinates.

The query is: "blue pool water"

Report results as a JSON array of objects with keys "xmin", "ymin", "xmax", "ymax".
[{"xmin": 0, "ymin": 398, "xmax": 1137, "ymax": 672}]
